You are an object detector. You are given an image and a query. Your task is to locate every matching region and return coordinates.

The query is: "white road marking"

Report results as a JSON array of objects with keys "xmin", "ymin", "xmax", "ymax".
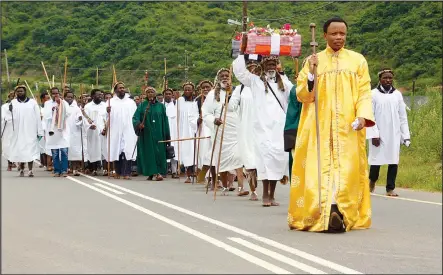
[
  {"xmin": 93, "ymin": 183, "xmax": 125, "ymax": 195},
  {"xmin": 79, "ymin": 172, "xmax": 362, "ymax": 274},
  {"xmin": 66, "ymin": 176, "xmax": 292, "ymax": 274},
  {"xmin": 229, "ymin": 237, "xmax": 327, "ymax": 274},
  {"xmin": 371, "ymin": 193, "xmax": 442, "ymax": 206}
]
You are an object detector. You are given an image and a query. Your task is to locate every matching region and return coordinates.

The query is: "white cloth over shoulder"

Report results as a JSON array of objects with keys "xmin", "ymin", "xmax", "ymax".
[
  {"xmin": 106, "ymin": 94, "xmax": 138, "ymax": 161},
  {"xmin": 366, "ymin": 88, "xmax": 410, "ymax": 165},
  {"xmin": 233, "ymin": 54, "xmax": 294, "ymax": 180},
  {"xmin": 43, "ymin": 99, "xmax": 71, "ymax": 150},
  {"xmin": 202, "ymin": 89, "xmax": 243, "ymax": 172},
  {"xmin": 84, "ymin": 101, "xmax": 107, "ymax": 163},
  {"xmin": 229, "ymin": 85, "xmax": 257, "ymax": 170},
  {"xmin": 177, "ymin": 97, "xmax": 199, "ymax": 167},
  {"xmin": 9, "ymin": 98, "xmax": 43, "ymax": 163},
  {"xmin": 1, "ymin": 103, "xmax": 14, "ymax": 160}
]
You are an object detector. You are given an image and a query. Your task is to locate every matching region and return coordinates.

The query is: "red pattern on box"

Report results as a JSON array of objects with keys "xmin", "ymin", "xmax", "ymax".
[{"xmin": 241, "ymin": 34, "xmax": 302, "ymax": 57}]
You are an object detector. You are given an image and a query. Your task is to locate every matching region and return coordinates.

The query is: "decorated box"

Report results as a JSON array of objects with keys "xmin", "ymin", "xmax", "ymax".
[{"xmin": 233, "ymin": 23, "xmax": 302, "ymax": 57}]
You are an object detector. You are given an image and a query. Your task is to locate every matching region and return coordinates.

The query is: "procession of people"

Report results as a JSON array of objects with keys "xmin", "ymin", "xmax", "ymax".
[{"xmin": 1, "ymin": 17, "xmax": 411, "ymax": 234}]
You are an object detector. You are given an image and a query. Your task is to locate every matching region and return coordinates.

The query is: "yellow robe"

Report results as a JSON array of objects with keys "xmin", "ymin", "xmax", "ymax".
[{"xmin": 288, "ymin": 46, "xmax": 375, "ymax": 232}]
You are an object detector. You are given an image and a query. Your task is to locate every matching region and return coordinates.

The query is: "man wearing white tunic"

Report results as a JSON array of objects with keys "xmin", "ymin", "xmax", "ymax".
[
  {"xmin": 84, "ymin": 89, "xmax": 107, "ymax": 176},
  {"xmin": 202, "ymin": 69, "xmax": 248, "ymax": 196},
  {"xmin": 105, "ymin": 82, "xmax": 137, "ymax": 180},
  {"xmin": 366, "ymin": 69, "xmax": 410, "ymax": 197},
  {"xmin": 195, "ymin": 80, "xmax": 216, "ymax": 185},
  {"xmin": 163, "ymin": 88, "xmax": 179, "ymax": 178},
  {"xmin": 44, "ymin": 87, "xmax": 71, "ymax": 177},
  {"xmin": 38, "ymin": 91, "xmax": 51, "ymax": 170},
  {"xmin": 178, "ymin": 82, "xmax": 199, "ymax": 183},
  {"xmin": 64, "ymin": 91, "xmax": 85, "ymax": 176},
  {"xmin": 233, "ymin": 54, "xmax": 294, "ymax": 206},
  {"xmin": 1, "ymin": 92, "xmax": 16, "ymax": 171},
  {"xmin": 229, "ymin": 54, "xmax": 263, "ymax": 201},
  {"xmin": 8, "ymin": 86, "xmax": 43, "ymax": 177}
]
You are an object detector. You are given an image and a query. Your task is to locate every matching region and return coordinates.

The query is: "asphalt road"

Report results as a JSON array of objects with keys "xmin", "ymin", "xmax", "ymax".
[{"xmin": 2, "ymin": 162, "xmax": 442, "ymax": 274}]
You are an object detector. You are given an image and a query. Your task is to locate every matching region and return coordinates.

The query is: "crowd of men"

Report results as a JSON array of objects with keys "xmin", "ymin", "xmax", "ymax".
[{"xmin": 1, "ymin": 17, "xmax": 411, "ymax": 234}]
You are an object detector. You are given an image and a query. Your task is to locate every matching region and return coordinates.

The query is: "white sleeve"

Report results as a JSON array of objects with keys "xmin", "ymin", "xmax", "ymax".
[
  {"xmin": 233, "ymin": 55, "xmax": 254, "ymax": 87},
  {"xmin": 202, "ymin": 91, "xmax": 215, "ymax": 133},
  {"xmin": 366, "ymin": 94, "xmax": 380, "ymax": 139},
  {"xmin": 228, "ymin": 86, "xmax": 242, "ymax": 112}
]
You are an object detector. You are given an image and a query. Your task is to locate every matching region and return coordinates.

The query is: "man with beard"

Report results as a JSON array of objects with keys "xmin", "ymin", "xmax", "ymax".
[
  {"xmin": 84, "ymin": 89, "xmax": 108, "ymax": 176},
  {"xmin": 163, "ymin": 88, "xmax": 179, "ymax": 178},
  {"xmin": 229, "ymin": 54, "xmax": 263, "ymax": 201},
  {"xmin": 366, "ymin": 69, "xmax": 410, "ymax": 197},
  {"xmin": 176, "ymin": 82, "xmax": 199, "ymax": 183},
  {"xmin": 44, "ymin": 87, "xmax": 71, "ymax": 177},
  {"xmin": 288, "ymin": 17, "xmax": 375, "ymax": 233},
  {"xmin": 8, "ymin": 85, "xmax": 43, "ymax": 177},
  {"xmin": 202, "ymin": 69, "xmax": 247, "ymax": 196},
  {"xmin": 65, "ymin": 91, "xmax": 85, "ymax": 176},
  {"xmin": 133, "ymin": 87, "xmax": 171, "ymax": 181},
  {"xmin": 105, "ymin": 82, "xmax": 137, "ymax": 180},
  {"xmin": 233, "ymin": 53, "xmax": 294, "ymax": 206},
  {"xmin": 2, "ymin": 92, "xmax": 16, "ymax": 171}
]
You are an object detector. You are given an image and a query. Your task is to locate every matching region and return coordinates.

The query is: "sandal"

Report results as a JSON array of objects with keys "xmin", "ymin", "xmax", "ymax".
[
  {"xmin": 123, "ymin": 176, "xmax": 131, "ymax": 180},
  {"xmin": 262, "ymin": 198, "xmax": 271, "ymax": 207},
  {"xmin": 249, "ymin": 192, "xmax": 259, "ymax": 201},
  {"xmin": 386, "ymin": 190, "xmax": 398, "ymax": 197},
  {"xmin": 237, "ymin": 187, "xmax": 250, "ymax": 197},
  {"xmin": 185, "ymin": 177, "xmax": 191, "ymax": 183},
  {"xmin": 270, "ymin": 199, "xmax": 280, "ymax": 206},
  {"xmin": 156, "ymin": 174, "xmax": 163, "ymax": 181}
]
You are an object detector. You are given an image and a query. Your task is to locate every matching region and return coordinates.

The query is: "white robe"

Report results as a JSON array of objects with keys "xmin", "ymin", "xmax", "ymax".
[
  {"xmin": 177, "ymin": 97, "xmax": 199, "ymax": 167},
  {"xmin": 164, "ymin": 100, "xmax": 178, "ymax": 162},
  {"xmin": 39, "ymin": 104, "xmax": 51, "ymax": 155},
  {"xmin": 8, "ymin": 98, "xmax": 43, "ymax": 163},
  {"xmin": 66, "ymin": 102, "xmax": 86, "ymax": 161},
  {"xmin": 229, "ymin": 85, "xmax": 257, "ymax": 170},
  {"xmin": 43, "ymin": 99, "xmax": 71, "ymax": 150},
  {"xmin": 195, "ymin": 97, "xmax": 212, "ymax": 168},
  {"xmin": 83, "ymin": 101, "xmax": 107, "ymax": 163},
  {"xmin": 366, "ymin": 88, "xmax": 410, "ymax": 165},
  {"xmin": 1, "ymin": 103, "xmax": 14, "ymax": 160},
  {"xmin": 233, "ymin": 55, "xmax": 294, "ymax": 180},
  {"xmin": 202, "ymin": 89, "xmax": 243, "ymax": 172},
  {"xmin": 105, "ymin": 94, "xmax": 138, "ymax": 161}
]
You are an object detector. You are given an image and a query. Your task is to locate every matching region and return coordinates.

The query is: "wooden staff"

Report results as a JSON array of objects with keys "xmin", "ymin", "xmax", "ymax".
[
  {"xmin": 96, "ymin": 67, "xmax": 99, "ymax": 86},
  {"xmin": 63, "ymin": 57, "xmax": 68, "ymax": 88},
  {"xmin": 310, "ymin": 23, "xmax": 322, "ymax": 216},
  {"xmin": 176, "ymin": 95, "xmax": 181, "ymax": 179},
  {"xmin": 107, "ymin": 98, "xmax": 111, "ymax": 178},
  {"xmin": 159, "ymin": 136, "xmax": 210, "ymax": 143},
  {"xmin": 4, "ymin": 49, "xmax": 10, "ymax": 83},
  {"xmin": 293, "ymin": 57, "xmax": 299, "ymax": 81},
  {"xmin": 41, "ymin": 61, "xmax": 52, "ymax": 88},
  {"xmin": 195, "ymin": 93, "xmax": 205, "ymax": 177},
  {"xmin": 214, "ymin": 65, "xmax": 233, "ymax": 200}
]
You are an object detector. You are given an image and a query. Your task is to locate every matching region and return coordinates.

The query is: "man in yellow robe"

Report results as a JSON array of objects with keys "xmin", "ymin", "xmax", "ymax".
[{"xmin": 288, "ymin": 17, "xmax": 375, "ymax": 233}]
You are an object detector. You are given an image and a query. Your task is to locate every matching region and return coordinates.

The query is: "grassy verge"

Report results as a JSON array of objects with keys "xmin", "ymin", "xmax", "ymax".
[{"xmin": 374, "ymin": 91, "xmax": 442, "ymax": 192}]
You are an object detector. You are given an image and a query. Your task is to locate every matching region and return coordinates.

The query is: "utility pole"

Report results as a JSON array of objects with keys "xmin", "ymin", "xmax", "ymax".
[{"xmin": 184, "ymin": 50, "xmax": 189, "ymax": 82}]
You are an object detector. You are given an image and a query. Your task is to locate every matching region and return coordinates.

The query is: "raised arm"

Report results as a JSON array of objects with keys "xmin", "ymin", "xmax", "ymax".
[
  {"xmin": 228, "ymin": 85, "xmax": 242, "ymax": 112},
  {"xmin": 233, "ymin": 54, "xmax": 254, "ymax": 87}
]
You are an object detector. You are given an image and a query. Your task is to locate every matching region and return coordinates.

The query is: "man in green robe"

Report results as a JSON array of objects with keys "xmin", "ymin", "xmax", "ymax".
[
  {"xmin": 133, "ymin": 87, "xmax": 171, "ymax": 181},
  {"xmin": 283, "ymin": 85, "xmax": 302, "ymax": 179}
]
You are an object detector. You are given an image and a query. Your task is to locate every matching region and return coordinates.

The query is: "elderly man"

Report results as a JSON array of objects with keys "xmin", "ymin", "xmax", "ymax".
[{"xmin": 233, "ymin": 53, "xmax": 294, "ymax": 206}]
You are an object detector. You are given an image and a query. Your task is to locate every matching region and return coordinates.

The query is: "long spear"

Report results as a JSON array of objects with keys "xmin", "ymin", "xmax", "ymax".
[
  {"xmin": 4, "ymin": 49, "xmax": 10, "ymax": 83},
  {"xmin": 310, "ymin": 23, "xmax": 322, "ymax": 216}
]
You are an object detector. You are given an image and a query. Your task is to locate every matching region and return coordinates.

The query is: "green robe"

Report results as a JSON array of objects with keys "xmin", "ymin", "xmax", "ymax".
[
  {"xmin": 132, "ymin": 100, "xmax": 171, "ymax": 176},
  {"xmin": 284, "ymin": 85, "xmax": 302, "ymax": 179}
]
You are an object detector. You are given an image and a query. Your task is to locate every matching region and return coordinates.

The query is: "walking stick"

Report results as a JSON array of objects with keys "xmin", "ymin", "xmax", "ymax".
[
  {"xmin": 176, "ymin": 96, "xmax": 181, "ymax": 180},
  {"xmin": 107, "ymin": 98, "xmax": 111, "ymax": 178},
  {"xmin": 310, "ymin": 23, "xmax": 322, "ymax": 216},
  {"xmin": 214, "ymin": 66, "xmax": 233, "ymax": 200},
  {"xmin": 192, "ymin": 132, "xmax": 197, "ymax": 184},
  {"xmin": 195, "ymin": 94, "xmax": 205, "ymax": 179},
  {"xmin": 10, "ymin": 78, "xmax": 19, "ymax": 132},
  {"xmin": 80, "ymin": 112, "xmax": 85, "ymax": 172},
  {"xmin": 1, "ymin": 120, "xmax": 7, "ymax": 138},
  {"xmin": 206, "ymin": 103, "xmax": 225, "ymax": 194}
]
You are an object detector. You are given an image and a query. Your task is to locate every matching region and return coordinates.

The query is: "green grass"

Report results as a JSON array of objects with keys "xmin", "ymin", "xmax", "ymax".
[{"xmin": 374, "ymin": 90, "xmax": 442, "ymax": 192}]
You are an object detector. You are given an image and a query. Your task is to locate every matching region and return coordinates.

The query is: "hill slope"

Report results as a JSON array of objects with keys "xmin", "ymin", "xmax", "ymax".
[{"xmin": 1, "ymin": 1, "xmax": 441, "ymax": 94}]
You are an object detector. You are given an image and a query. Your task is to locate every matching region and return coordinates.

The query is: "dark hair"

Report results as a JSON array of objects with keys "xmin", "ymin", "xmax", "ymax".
[
  {"xmin": 40, "ymin": 91, "xmax": 49, "ymax": 100},
  {"xmin": 90, "ymin": 88, "xmax": 102, "ymax": 97},
  {"xmin": 156, "ymin": 93, "xmax": 163, "ymax": 97},
  {"xmin": 50, "ymin": 87, "xmax": 60, "ymax": 93},
  {"xmin": 64, "ymin": 91, "xmax": 74, "ymax": 97},
  {"xmin": 323, "ymin": 17, "xmax": 348, "ymax": 33}
]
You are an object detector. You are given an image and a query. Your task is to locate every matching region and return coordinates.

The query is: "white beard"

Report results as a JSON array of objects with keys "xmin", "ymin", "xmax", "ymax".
[
  {"xmin": 266, "ymin": 70, "xmax": 277, "ymax": 81},
  {"xmin": 220, "ymin": 82, "xmax": 227, "ymax": 89}
]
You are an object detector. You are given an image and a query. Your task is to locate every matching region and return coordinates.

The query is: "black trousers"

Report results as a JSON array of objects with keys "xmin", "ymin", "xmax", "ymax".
[
  {"xmin": 369, "ymin": 164, "xmax": 398, "ymax": 191},
  {"xmin": 115, "ymin": 152, "xmax": 132, "ymax": 176}
]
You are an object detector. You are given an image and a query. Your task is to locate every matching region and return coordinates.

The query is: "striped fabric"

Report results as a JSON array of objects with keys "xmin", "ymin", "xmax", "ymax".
[{"xmin": 244, "ymin": 34, "xmax": 302, "ymax": 57}]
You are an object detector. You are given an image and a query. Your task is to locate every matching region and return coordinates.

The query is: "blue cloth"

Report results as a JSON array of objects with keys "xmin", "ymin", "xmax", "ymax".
[{"xmin": 51, "ymin": 148, "xmax": 69, "ymax": 175}]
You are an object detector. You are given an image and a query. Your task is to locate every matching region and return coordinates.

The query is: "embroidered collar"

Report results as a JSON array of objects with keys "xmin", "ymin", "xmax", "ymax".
[
  {"xmin": 17, "ymin": 97, "xmax": 30, "ymax": 103},
  {"xmin": 326, "ymin": 45, "xmax": 344, "ymax": 57}
]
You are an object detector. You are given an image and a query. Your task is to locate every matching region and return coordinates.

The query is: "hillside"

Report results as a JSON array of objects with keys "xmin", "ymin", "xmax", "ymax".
[{"xmin": 1, "ymin": 1, "xmax": 442, "ymax": 95}]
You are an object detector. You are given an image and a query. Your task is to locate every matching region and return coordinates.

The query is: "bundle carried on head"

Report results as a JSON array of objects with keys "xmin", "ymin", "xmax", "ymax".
[{"xmin": 233, "ymin": 23, "xmax": 302, "ymax": 57}]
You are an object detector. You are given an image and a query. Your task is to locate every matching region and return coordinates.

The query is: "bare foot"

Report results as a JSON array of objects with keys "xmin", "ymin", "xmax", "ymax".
[
  {"xmin": 237, "ymin": 187, "xmax": 249, "ymax": 196},
  {"xmin": 262, "ymin": 197, "xmax": 271, "ymax": 207},
  {"xmin": 270, "ymin": 199, "xmax": 280, "ymax": 206},
  {"xmin": 249, "ymin": 192, "xmax": 258, "ymax": 201}
]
